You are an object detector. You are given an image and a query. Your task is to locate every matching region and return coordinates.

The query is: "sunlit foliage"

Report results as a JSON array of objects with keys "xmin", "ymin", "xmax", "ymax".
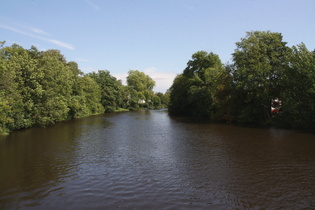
[
  {"xmin": 169, "ymin": 31, "xmax": 315, "ymax": 129},
  {"xmin": 0, "ymin": 43, "xmax": 168, "ymax": 134}
]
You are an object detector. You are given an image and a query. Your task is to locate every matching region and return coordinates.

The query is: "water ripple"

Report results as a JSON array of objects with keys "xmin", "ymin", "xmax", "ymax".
[{"xmin": 1, "ymin": 110, "xmax": 315, "ymax": 209}]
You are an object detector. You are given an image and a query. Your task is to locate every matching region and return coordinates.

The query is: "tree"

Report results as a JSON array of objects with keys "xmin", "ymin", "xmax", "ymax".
[
  {"xmin": 0, "ymin": 43, "xmax": 105, "ymax": 134},
  {"xmin": 232, "ymin": 31, "xmax": 291, "ymax": 124},
  {"xmin": 168, "ymin": 74, "xmax": 190, "ymax": 115},
  {"xmin": 127, "ymin": 70, "xmax": 155, "ymax": 92},
  {"xmin": 126, "ymin": 70, "xmax": 156, "ymax": 108},
  {"xmin": 79, "ymin": 75, "xmax": 104, "ymax": 115},
  {"xmin": 183, "ymin": 51, "xmax": 223, "ymax": 82},
  {"xmin": 213, "ymin": 63, "xmax": 237, "ymax": 122},
  {"xmin": 122, "ymin": 85, "xmax": 139, "ymax": 110},
  {"xmin": 152, "ymin": 95, "xmax": 161, "ymax": 108},
  {"xmin": 279, "ymin": 43, "xmax": 315, "ymax": 128},
  {"xmin": 169, "ymin": 51, "xmax": 226, "ymax": 117},
  {"xmin": 33, "ymin": 49, "xmax": 73, "ymax": 126},
  {"xmin": 87, "ymin": 70, "xmax": 122, "ymax": 112},
  {"xmin": 0, "ymin": 44, "xmax": 41, "ymax": 131},
  {"xmin": 156, "ymin": 92, "xmax": 170, "ymax": 108}
]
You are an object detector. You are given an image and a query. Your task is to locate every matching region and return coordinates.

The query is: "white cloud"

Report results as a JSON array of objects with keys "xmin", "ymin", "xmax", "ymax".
[
  {"xmin": 0, "ymin": 23, "xmax": 74, "ymax": 50},
  {"xmin": 31, "ymin": 28, "xmax": 51, "ymax": 36},
  {"xmin": 144, "ymin": 67, "xmax": 156, "ymax": 73},
  {"xmin": 113, "ymin": 73, "xmax": 128, "ymax": 85},
  {"xmin": 47, "ymin": 39, "xmax": 74, "ymax": 50},
  {"xmin": 86, "ymin": 0, "xmax": 100, "ymax": 11},
  {"xmin": 144, "ymin": 68, "xmax": 176, "ymax": 93}
]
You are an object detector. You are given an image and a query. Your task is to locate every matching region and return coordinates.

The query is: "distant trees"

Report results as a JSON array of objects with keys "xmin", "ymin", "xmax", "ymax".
[
  {"xmin": 169, "ymin": 51, "xmax": 229, "ymax": 117},
  {"xmin": 87, "ymin": 70, "xmax": 123, "ymax": 113},
  {"xmin": 169, "ymin": 31, "xmax": 315, "ymax": 129},
  {"xmin": 0, "ymin": 43, "xmax": 169, "ymax": 134},
  {"xmin": 127, "ymin": 70, "xmax": 155, "ymax": 92},
  {"xmin": 126, "ymin": 70, "xmax": 159, "ymax": 109}
]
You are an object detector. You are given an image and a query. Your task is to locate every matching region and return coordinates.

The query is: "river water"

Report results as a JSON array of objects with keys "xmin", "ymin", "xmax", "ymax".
[{"xmin": 0, "ymin": 110, "xmax": 315, "ymax": 209}]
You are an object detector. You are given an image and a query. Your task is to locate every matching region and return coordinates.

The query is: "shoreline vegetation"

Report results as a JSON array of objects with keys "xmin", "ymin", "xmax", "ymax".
[
  {"xmin": 1, "ymin": 30, "xmax": 315, "ymax": 135},
  {"xmin": 169, "ymin": 31, "xmax": 315, "ymax": 129},
  {"xmin": 0, "ymin": 41, "xmax": 169, "ymax": 135}
]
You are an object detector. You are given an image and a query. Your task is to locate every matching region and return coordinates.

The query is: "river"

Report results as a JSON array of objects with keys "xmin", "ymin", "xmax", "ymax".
[{"xmin": 0, "ymin": 109, "xmax": 315, "ymax": 209}]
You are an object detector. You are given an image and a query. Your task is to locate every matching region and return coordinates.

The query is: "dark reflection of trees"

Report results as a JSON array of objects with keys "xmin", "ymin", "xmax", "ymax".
[
  {"xmin": 235, "ymin": 128, "xmax": 315, "ymax": 208},
  {"xmin": 167, "ymin": 117, "xmax": 315, "ymax": 208},
  {"xmin": 0, "ymin": 114, "xmax": 111, "ymax": 208},
  {"xmin": 204, "ymin": 125, "xmax": 315, "ymax": 208}
]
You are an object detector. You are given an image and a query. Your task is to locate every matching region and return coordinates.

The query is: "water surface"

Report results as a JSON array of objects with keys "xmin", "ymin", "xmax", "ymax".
[{"xmin": 1, "ymin": 110, "xmax": 315, "ymax": 209}]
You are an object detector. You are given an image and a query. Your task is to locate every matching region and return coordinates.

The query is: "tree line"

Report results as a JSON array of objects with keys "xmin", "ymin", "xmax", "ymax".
[
  {"xmin": 169, "ymin": 31, "xmax": 315, "ymax": 129},
  {"xmin": 0, "ymin": 42, "xmax": 169, "ymax": 134}
]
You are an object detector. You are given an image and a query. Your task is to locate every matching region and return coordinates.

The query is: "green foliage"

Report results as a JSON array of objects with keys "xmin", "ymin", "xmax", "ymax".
[
  {"xmin": 232, "ymin": 31, "xmax": 291, "ymax": 124},
  {"xmin": 156, "ymin": 91, "xmax": 170, "ymax": 108},
  {"xmin": 125, "ymin": 70, "xmax": 165, "ymax": 109},
  {"xmin": 0, "ymin": 43, "xmax": 104, "ymax": 134},
  {"xmin": 127, "ymin": 70, "xmax": 155, "ymax": 92},
  {"xmin": 87, "ymin": 70, "xmax": 122, "ymax": 113},
  {"xmin": 5, "ymin": 29, "xmax": 314, "ymax": 133},
  {"xmin": 168, "ymin": 74, "xmax": 189, "ymax": 114},
  {"xmin": 169, "ymin": 31, "xmax": 315, "ymax": 129},
  {"xmin": 169, "ymin": 51, "xmax": 227, "ymax": 117},
  {"xmin": 0, "ymin": 43, "xmax": 167, "ymax": 135},
  {"xmin": 277, "ymin": 43, "xmax": 315, "ymax": 128}
]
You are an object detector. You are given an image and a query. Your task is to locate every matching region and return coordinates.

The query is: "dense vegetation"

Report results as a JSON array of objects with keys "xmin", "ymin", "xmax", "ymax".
[
  {"xmin": 169, "ymin": 31, "xmax": 315, "ymax": 129},
  {"xmin": 0, "ymin": 42, "xmax": 169, "ymax": 134},
  {"xmin": 1, "ymin": 30, "xmax": 314, "ymax": 134}
]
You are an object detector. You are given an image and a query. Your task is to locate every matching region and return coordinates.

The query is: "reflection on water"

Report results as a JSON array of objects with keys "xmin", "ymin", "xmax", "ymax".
[{"xmin": 0, "ymin": 110, "xmax": 315, "ymax": 209}]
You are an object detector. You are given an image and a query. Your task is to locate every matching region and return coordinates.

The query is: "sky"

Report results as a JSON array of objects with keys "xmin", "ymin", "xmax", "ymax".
[{"xmin": 1, "ymin": 0, "xmax": 315, "ymax": 93}]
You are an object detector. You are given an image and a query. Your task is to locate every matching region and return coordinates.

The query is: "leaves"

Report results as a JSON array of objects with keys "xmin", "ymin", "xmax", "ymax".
[
  {"xmin": 169, "ymin": 31, "xmax": 315, "ymax": 128},
  {"xmin": 169, "ymin": 51, "xmax": 226, "ymax": 117},
  {"xmin": 232, "ymin": 31, "xmax": 291, "ymax": 123},
  {"xmin": 0, "ymin": 44, "xmax": 104, "ymax": 134}
]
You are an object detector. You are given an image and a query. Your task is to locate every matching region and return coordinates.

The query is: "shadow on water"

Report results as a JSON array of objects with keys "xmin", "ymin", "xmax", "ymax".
[
  {"xmin": 168, "ymin": 114, "xmax": 315, "ymax": 208},
  {"xmin": 1, "ymin": 110, "xmax": 315, "ymax": 209},
  {"xmin": 171, "ymin": 113, "xmax": 315, "ymax": 137},
  {"xmin": 0, "ymin": 114, "xmax": 112, "ymax": 209}
]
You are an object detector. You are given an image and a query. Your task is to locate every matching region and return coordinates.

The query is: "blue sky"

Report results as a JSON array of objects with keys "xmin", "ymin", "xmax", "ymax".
[{"xmin": 1, "ymin": 0, "xmax": 314, "ymax": 92}]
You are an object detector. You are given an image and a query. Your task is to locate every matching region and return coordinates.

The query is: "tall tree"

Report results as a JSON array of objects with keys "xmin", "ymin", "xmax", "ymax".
[
  {"xmin": 0, "ymin": 43, "xmax": 105, "ymax": 134},
  {"xmin": 126, "ymin": 70, "xmax": 156, "ymax": 108},
  {"xmin": 0, "ymin": 44, "xmax": 42, "ymax": 131},
  {"xmin": 168, "ymin": 74, "xmax": 191, "ymax": 115},
  {"xmin": 169, "ymin": 51, "xmax": 226, "ymax": 117},
  {"xmin": 87, "ymin": 70, "xmax": 122, "ymax": 112},
  {"xmin": 34, "ymin": 49, "xmax": 73, "ymax": 126},
  {"xmin": 127, "ymin": 70, "xmax": 155, "ymax": 92},
  {"xmin": 232, "ymin": 31, "xmax": 291, "ymax": 123},
  {"xmin": 279, "ymin": 43, "xmax": 315, "ymax": 128}
]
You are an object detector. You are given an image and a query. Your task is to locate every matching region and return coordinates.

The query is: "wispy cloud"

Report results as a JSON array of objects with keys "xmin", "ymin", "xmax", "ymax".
[
  {"xmin": 0, "ymin": 23, "xmax": 74, "ymax": 50},
  {"xmin": 86, "ymin": 0, "xmax": 100, "ymax": 11},
  {"xmin": 144, "ymin": 67, "xmax": 176, "ymax": 92},
  {"xmin": 30, "ymin": 27, "xmax": 51, "ymax": 36},
  {"xmin": 47, "ymin": 39, "xmax": 74, "ymax": 50}
]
